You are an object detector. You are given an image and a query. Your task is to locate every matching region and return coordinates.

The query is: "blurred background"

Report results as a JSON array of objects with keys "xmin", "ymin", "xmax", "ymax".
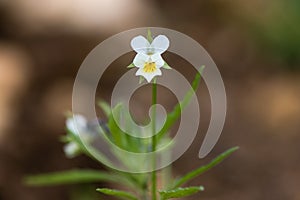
[{"xmin": 0, "ymin": 0, "xmax": 300, "ymax": 199}]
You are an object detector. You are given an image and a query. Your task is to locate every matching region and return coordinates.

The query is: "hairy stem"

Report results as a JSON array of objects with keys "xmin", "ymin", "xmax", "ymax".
[{"xmin": 151, "ymin": 79, "xmax": 157, "ymax": 200}]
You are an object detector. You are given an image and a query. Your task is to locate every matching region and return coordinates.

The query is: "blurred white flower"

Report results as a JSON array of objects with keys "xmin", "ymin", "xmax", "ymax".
[
  {"xmin": 66, "ymin": 114, "xmax": 88, "ymax": 134},
  {"xmin": 63, "ymin": 142, "xmax": 80, "ymax": 158},
  {"xmin": 64, "ymin": 114, "xmax": 89, "ymax": 158},
  {"xmin": 131, "ymin": 35, "xmax": 170, "ymax": 82}
]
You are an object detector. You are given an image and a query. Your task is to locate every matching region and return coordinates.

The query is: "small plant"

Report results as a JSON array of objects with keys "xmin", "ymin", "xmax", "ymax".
[{"xmin": 25, "ymin": 30, "xmax": 238, "ymax": 200}]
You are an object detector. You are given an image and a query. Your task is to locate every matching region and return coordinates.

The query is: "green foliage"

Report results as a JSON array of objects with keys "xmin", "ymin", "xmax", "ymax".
[
  {"xmin": 24, "ymin": 148, "xmax": 238, "ymax": 199},
  {"xmin": 162, "ymin": 62, "xmax": 172, "ymax": 69},
  {"xmin": 155, "ymin": 66, "xmax": 204, "ymax": 141},
  {"xmin": 169, "ymin": 146, "xmax": 239, "ymax": 189},
  {"xmin": 139, "ymin": 76, "xmax": 145, "ymax": 84},
  {"xmin": 98, "ymin": 100, "xmax": 111, "ymax": 117},
  {"xmin": 249, "ymin": 0, "xmax": 300, "ymax": 67},
  {"xmin": 24, "ymin": 169, "xmax": 132, "ymax": 188},
  {"xmin": 24, "ymin": 60, "xmax": 238, "ymax": 200},
  {"xmin": 96, "ymin": 188, "xmax": 138, "ymax": 200},
  {"xmin": 147, "ymin": 28, "xmax": 154, "ymax": 43},
  {"xmin": 127, "ymin": 63, "xmax": 135, "ymax": 68},
  {"xmin": 159, "ymin": 186, "xmax": 204, "ymax": 200}
]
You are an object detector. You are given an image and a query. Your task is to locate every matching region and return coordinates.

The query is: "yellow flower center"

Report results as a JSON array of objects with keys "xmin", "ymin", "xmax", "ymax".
[{"xmin": 143, "ymin": 62, "xmax": 156, "ymax": 73}]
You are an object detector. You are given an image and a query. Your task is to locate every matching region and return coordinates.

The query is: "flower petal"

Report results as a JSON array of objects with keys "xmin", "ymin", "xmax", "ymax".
[
  {"xmin": 133, "ymin": 53, "xmax": 149, "ymax": 68},
  {"xmin": 135, "ymin": 67, "xmax": 162, "ymax": 83},
  {"xmin": 135, "ymin": 67, "xmax": 144, "ymax": 76},
  {"xmin": 151, "ymin": 35, "xmax": 169, "ymax": 54},
  {"xmin": 64, "ymin": 142, "xmax": 80, "ymax": 158},
  {"xmin": 143, "ymin": 68, "xmax": 162, "ymax": 83},
  {"xmin": 66, "ymin": 115, "xmax": 87, "ymax": 135},
  {"xmin": 151, "ymin": 53, "xmax": 164, "ymax": 68},
  {"xmin": 131, "ymin": 36, "xmax": 150, "ymax": 54}
]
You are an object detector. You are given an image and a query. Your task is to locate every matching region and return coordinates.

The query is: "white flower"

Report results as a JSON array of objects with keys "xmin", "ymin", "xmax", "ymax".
[
  {"xmin": 64, "ymin": 114, "xmax": 89, "ymax": 158},
  {"xmin": 64, "ymin": 142, "xmax": 80, "ymax": 158},
  {"xmin": 64, "ymin": 114, "xmax": 109, "ymax": 158},
  {"xmin": 66, "ymin": 114, "xmax": 88, "ymax": 135},
  {"xmin": 131, "ymin": 35, "xmax": 170, "ymax": 83}
]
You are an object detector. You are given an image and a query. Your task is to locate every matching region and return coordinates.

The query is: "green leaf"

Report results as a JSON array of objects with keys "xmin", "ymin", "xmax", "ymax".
[
  {"xmin": 98, "ymin": 100, "xmax": 112, "ymax": 117},
  {"xmin": 155, "ymin": 66, "xmax": 204, "ymax": 141},
  {"xmin": 60, "ymin": 135, "xmax": 71, "ymax": 143},
  {"xmin": 159, "ymin": 186, "xmax": 204, "ymax": 200},
  {"xmin": 162, "ymin": 62, "xmax": 172, "ymax": 69},
  {"xmin": 170, "ymin": 146, "xmax": 239, "ymax": 189},
  {"xmin": 139, "ymin": 76, "xmax": 145, "ymax": 84},
  {"xmin": 107, "ymin": 103, "xmax": 149, "ymax": 153},
  {"xmin": 24, "ymin": 169, "xmax": 130, "ymax": 187},
  {"xmin": 108, "ymin": 103, "xmax": 127, "ymax": 148},
  {"xmin": 65, "ymin": 123, "xmax": 111, "ymax": 164},
  {"xmin": 147, "ymin": 28, "xmax": 153, "ymax": 43},
  {"xmin": 127, "ymin": 63, "xmax": 135, "ymax": 68},
  {"xmin": 96, "ymin": 188, "xmax": 138, "ymax": 200}
]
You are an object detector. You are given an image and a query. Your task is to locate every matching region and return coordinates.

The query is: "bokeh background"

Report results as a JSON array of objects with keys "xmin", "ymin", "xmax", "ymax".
[{"xmin": 0, "ymin": 0, "xmax": 300, "ymax": 199}]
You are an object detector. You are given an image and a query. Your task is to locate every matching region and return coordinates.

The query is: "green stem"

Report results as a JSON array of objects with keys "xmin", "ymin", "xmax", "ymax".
[{"xmin": 151, "ymin": 79, "xmax": 157, "ymax": 200}]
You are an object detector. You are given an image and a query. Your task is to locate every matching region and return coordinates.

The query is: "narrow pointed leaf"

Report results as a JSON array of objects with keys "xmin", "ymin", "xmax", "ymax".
[
  {"xmin": 162, "ymin": 62, "xmax": 172, "ymax": 69},
  {"xmin": 127, "ymin": 63, "xmax": 135, "ymax": 68},
  {"xmin": 98, "ymin": 100, "xmax": 112, "ymax": 117},
  {"xmin": 156, "ymin": 66, "xmax": 204, "ymax": 141},
  {"xmin": 159, "ymin": 186, "xmax": 204, "ymax": 200},
  {"xmin": 147, "ymin": 28, "xmax": 153, "ymax": 43},
  {"xmin": 170, "ymin": 146, "xmax": 239, "ymax": 189},
  {"xmin": 24, "ymin": 170, "xmax": 130, "ymax": 187},
  {"xmin": 139, "ymin": 76, "xmax": 145, "ymax": 84},
  {"xmin": 96, "ymin": 188, "xmax": 138, "ymax": 200}
]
